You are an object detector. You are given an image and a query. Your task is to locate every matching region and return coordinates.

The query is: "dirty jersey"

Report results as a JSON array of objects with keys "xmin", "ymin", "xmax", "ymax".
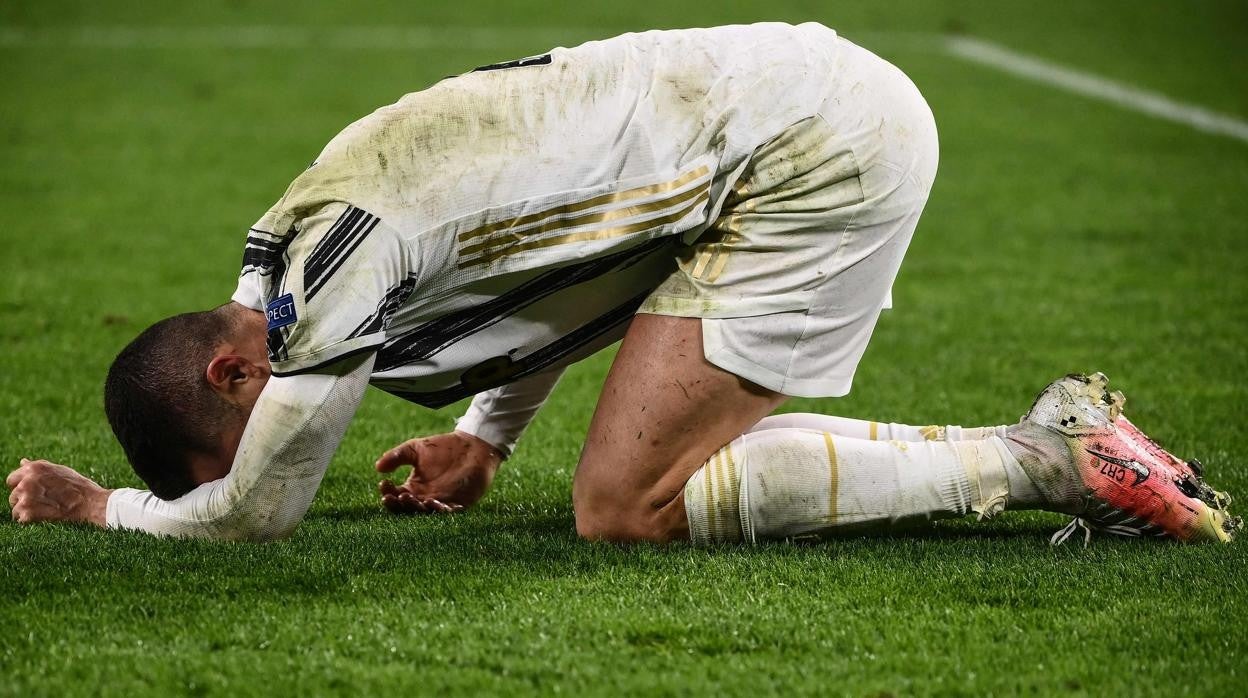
[{"xmin": 231, "ymin": 22, "xmax": 840, "ymax": 407}]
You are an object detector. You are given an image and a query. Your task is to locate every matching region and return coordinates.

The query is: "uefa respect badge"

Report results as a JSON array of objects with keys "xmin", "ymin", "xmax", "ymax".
[{"xmin": 266, "ymin": 293, "xmax": 297, "ymax": 331}]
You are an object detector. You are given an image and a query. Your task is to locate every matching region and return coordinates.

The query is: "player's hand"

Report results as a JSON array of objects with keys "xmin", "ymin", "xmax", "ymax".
[
  {"xmin": 375, "ymin": 431, "xmax": 503, "ymax": 515},
  {"xmin": 7, "ymin": 458, "xmax": 110, "ymax": 527}
]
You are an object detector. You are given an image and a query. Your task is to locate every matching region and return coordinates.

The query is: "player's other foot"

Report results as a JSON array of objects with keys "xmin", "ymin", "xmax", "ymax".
[{"xmin": 1004, "ymin": 372, "xmax": 1240, "ymax": 544}]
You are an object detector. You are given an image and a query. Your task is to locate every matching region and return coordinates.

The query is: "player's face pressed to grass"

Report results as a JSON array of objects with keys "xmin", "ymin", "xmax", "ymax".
[
  {"xmin": 4, "ymin": 22, "xmax": 1238, "ymax": 545},
  {"xmin": 104, "ymin": 303, "xmax": 273, "ymax": 497},
  {"xmin": 112, "ymin": 304, "xmax": 274, "ymax": 495},
  {"xmin": 9, "ymin": 303, "xmax": 272, "ymax": 523}
]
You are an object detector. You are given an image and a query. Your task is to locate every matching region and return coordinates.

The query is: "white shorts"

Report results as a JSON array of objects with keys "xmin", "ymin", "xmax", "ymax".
[{"xmin": 639, "ymin": 36, "xmax": 939, "ymax": 398}]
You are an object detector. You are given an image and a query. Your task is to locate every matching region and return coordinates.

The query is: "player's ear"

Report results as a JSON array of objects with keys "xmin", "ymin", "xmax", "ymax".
[{"xmin": 205, "ymin": 354, "xmax": 261, "ymax": 394}]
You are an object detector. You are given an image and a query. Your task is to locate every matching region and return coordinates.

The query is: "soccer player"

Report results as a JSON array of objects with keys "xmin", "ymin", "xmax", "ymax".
[{"xmin": 6, "ymin": 23, "xmax": 1238, "ymax": 545}]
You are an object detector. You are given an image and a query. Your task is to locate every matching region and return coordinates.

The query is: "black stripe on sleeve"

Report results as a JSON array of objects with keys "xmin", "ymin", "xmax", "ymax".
[
  {"xmin": 266, "ymin": 325, "xmax": 291, "ymax": 363},
  {"xmin": 245, "ymin": 236, "xmax": 283, "ymax": 252},
  {"xmin": 303, "ymin": 207, "xmax": 379, "ymax": 301},
  {"xmin": 310, "ymin": 208, "xmax": 368, "ymax": 275},
  {"xmin": 241, "ymin": 230, "xmax": 296, "ymax": 276},
  {"xmin": 260, "ymin": 226, "xmax": 299, "ymax": 362},
  {"xmin": 302, "ymin": 207, "xmax": 366, "ymax": 288},
  {"xmin": 306, "ymin": 216, "xmax": 379, "ymax": 300}
]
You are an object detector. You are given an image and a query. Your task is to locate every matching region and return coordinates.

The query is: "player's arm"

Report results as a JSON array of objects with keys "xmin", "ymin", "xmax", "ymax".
[
  {"xmin": 7, "ymin": 356, "xmax": 371, "ymax": 540},
  {"xmin": 111, "ymin": 354, "xmax": 371, "ymax": 540},
  {"xmin": 377, "ymin": 365, "xmax": 564, "ymax": 513}
]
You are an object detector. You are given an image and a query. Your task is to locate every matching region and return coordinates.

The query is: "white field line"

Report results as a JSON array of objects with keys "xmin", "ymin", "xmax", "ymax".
[
  {"xmin": 0, "ymin": 25, "xmax": 596, "ymax": 51},
  {"xmin": 3, "ymin": 25, "xmax": 1242, "ymax": 144},
  {"xmin": 0, "ymin": 24, "xmax": 937, "ymax": 52},
  {"xmin": 945, "ymin": 35, "xmax": 1248, "ymax": 145}
]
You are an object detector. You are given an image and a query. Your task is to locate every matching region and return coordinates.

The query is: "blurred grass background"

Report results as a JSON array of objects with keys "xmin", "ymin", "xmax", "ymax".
[{"xmin": 1, "ymin": 1, "xmax": 1245, "ymax": 695}]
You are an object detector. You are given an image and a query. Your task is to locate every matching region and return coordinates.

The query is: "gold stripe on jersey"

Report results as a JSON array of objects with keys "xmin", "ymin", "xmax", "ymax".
[
  {"xmin": 459, "ymin": 182, "xmax": 709, "ymax": 258},
  {"xmin": 456, "ymin": 165, "xmax": 711, "ymax": 246},
  {"xmin": 458, "ymin": 187, "xmax": 710, "ymax": 269}
]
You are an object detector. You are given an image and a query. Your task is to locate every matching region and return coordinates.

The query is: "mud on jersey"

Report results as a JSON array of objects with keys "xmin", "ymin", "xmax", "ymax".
[{"xmin": 231, "ymin": 22, "xmax": 842, "ymax": 406}]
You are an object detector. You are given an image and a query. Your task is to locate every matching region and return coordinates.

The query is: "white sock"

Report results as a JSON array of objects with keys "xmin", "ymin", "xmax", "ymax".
[
  {"xmin": 748, "ymin": 413, "xmax": 1043, "ymax": 506},
  {"xmin": 685, "ymin": 428, "xmax": 1034, "ymax": 545},
  {"xmin": 750, "ymin": 413, "xmax": 1011, "ymax": 443}
]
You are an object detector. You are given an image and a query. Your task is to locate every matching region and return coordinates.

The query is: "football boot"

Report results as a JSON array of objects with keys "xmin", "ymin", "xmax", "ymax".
[{"xmin": 1005, "ymin": 372, "xmax": 1240, "ymax": 544}]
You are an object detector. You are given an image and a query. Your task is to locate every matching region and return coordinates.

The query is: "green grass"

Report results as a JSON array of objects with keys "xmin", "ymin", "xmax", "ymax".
[{"xmin": 2, "ymin": 1, "xmax": 1246, "ymax": 695}]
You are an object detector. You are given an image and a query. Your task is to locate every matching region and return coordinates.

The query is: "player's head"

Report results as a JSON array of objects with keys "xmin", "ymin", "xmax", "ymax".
[{"xmin": 104, "ymin": 302, "xmax": 270, "ymax": 500}]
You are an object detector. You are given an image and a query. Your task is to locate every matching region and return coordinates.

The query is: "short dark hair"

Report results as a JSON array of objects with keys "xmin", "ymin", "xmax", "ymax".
[{"xmin": 104, "ymin": 308, "xmax": 239, "ymax": 500}]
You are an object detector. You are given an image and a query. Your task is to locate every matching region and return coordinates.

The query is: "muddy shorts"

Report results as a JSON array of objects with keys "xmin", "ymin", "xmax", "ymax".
[{"xmin": 639, "ymin": 35, "xmax": 940, "ymax": 397}]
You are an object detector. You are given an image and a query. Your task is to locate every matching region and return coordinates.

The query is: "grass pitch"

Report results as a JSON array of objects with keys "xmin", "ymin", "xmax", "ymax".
[{"xmin": 2, "ymin": 1, "xmax": 1246, "ymax": 695}]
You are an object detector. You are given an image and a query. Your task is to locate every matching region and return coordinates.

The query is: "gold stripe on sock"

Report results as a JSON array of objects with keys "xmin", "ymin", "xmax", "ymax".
[
  {"xmin": 712, "ymin": 449, "xmax": 728, "ymax": 538},
  {"xmin": 720, "ymin": 443, "xmax": 741, "ymax": 540},
  {"xmin": 958, "ymin": 441, "xmax": 984, "ymax": 507},
  {"xmin": 703, "ymin": 450, "xmax": 718, "ymax": 537},
  {"xmin": 868, "ymin": 421, "xmax": 878, "ymax": 440},
  {"xmin": 822, "ymin": 432, "xmax": 839, "ymax": 525},
  {"xmin": 919, "ymin": 425, "xmax": 943, "ymax": 441}
]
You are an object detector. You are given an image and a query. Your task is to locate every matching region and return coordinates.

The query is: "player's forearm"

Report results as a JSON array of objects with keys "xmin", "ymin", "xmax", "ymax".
[
  {"xmin": 106, "ymin": 356, "xmax": 372, "ymax": 541},
  {"xmin": 455, "ymin": 366, "xmax": 565, "ymax": 457}
]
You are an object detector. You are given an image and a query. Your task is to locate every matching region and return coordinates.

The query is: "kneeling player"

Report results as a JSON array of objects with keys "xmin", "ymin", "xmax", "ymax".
[{"xmin": 6, "ymin": 23, "xmax": 1239, "ymax": 544}]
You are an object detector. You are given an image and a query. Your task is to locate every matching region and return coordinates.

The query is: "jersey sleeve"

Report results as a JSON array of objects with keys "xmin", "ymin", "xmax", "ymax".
[
  {"xmin": 455, "ymin": 365, "xmax": 565, "ymax": 457},
  {"xmin": 253, "ymin": 202, "xmax": 416, "ymax": 377}
]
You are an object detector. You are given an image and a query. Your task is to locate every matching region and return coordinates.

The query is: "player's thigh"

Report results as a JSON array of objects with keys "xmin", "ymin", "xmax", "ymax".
[{"xmin": 572, "ymin": 313, "xmax": 785, "ymax": 540}]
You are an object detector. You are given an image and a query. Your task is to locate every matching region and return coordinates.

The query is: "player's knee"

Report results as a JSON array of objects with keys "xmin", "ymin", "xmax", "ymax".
[
  {"xmin": 575, "ymin": 506, "xmax": 665, "ymax": 543},
  {"xmin": 572, "ymin": 482, "xmax": 623, "ymax": 540},
  {"xmin": 573, "ymin": 480, "xmax": 680, "ymax": 543}
]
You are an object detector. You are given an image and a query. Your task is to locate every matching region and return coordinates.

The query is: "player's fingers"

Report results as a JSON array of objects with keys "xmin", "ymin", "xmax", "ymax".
[
  {"xmin": 379, "ymin": 480, "xmax": 399, "ymax": 497},
  {"xmin": 397, "ymin": 491, "xmax": 433, "ymax": 514},
  {"xmin": 422, "ymin": 497, "xmax": 447, "ymax": 513},
  {"xmin": 383, "ymin": 489, "xmax": 459, "ymax": 516},
  {"xmin": 12, "ymin": 503, "xmax": 34, "ymax": 523},
  {"xmin": 389, "ymin": 493, "xmax": 416, "ymax": 514},
  {"xmin": 383, "ymin": 490, "xmax": 431, "ymax": 515},
  {"xmin": 374, "ymin": 451, "xmax": 401, "ymax": 474},
  {"xmin": 388, "ymin": 493, "xmax": 422, "ymax": 515},
  {"xmin": 18, "ymin": 507, "xmax": 44, "ymax": 524},
  {"xmin": 421, "ymin": 498, "xmax": 461, "ymax": 514},
  {"xmin": 380, "ymin": 492, "xmax": 406, "ymax": 514},
  {"xmin": 5, "ymin": 461, "xmax": 30, "ymax": 489},
  {"xmin": 406, "ymin": 496, "xmax": 461, "ymax": 514},
  {"xmin": 375, "ymin": 443, "xmax": 419, "ymax": 473}
]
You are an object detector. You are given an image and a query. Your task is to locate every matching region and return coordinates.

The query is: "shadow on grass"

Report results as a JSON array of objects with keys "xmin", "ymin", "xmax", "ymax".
[
  {"xmin": 310, "ymin": 502, "xmax": 578, "ymax": 536},
  {"xmin": 0, "ymin": 507, "xmax": 1189, "ymax": 604},
  {"xmin": 306, "ymin": 503, "xmax": 1062, "ymax": 544}
]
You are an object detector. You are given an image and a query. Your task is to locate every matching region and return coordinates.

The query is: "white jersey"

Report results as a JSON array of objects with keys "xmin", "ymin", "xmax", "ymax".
[
  {"xmin": 109, "ymin": 23, "xmax": 940, "ymax": 542},
  {"xmin": 231, "ymin": 22, "xmax": 842, "ymax": 406}
]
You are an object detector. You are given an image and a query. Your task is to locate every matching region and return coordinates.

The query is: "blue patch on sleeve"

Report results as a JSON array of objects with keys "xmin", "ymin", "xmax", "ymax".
[{"xmin": 266, "ymin": 293, "xmax": 297, "ymax": 331}]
